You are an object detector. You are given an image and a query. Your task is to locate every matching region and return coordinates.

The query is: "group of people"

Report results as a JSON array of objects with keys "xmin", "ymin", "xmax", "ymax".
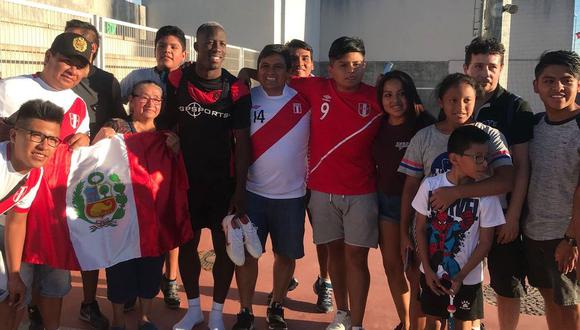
[{"xmin": 0, "ymin": 17, "xmax": 577, "ymax": 330}]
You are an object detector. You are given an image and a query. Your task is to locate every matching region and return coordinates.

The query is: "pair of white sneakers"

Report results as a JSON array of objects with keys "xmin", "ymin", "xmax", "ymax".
[{"xmin": 222, "ymin": 214, "xmax": 263, "ymax": 266}]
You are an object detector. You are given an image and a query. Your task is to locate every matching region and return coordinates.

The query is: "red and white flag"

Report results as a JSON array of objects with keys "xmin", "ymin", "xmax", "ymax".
[{"xmin": 23, "ymin": 132, "xmax": 193, "ymax": 271}]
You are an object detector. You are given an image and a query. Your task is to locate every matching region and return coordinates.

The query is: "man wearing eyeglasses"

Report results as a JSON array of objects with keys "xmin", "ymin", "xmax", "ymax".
[
  {"xmin": 0, "ymin": 99, "xmax": 63, "ymax": 330},
  {"xmin": 0, "ymin": 32, "xmax": 92, "ymax": 330},
  {"xmin": 0, "ymin": 32, "xmax": 91, "ymax": 146}
]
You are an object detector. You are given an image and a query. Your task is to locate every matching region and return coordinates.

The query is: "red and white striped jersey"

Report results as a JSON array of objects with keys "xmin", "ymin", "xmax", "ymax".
[
  {"xmin": 0, "ymin": 142, "xmax": 43, "ymax": 222},
  {"xmin": 0, "ymin": 74, "xmax": 89, "ymax": 139},
  {"xmin": 247, "ymin": 85, "xmax": 310, "ymax": 199}
]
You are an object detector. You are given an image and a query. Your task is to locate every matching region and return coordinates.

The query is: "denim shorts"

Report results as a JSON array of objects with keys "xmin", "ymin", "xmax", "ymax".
[
  {"xmin": 377, "ymin": 192, "xmax": 401, "ymax": 223},
  {"xmin": 0, "ymin": 226, "xmax": 70, "ymax": 304},
  {"xmin": 246, "ymin": 191, "xmax": 305, "ymax": 259}
]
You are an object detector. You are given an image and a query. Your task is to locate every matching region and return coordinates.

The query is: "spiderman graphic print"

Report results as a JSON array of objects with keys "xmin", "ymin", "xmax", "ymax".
[{"xmin": 426, "ymin": 197, "xmax": 478, "ymax": 279}]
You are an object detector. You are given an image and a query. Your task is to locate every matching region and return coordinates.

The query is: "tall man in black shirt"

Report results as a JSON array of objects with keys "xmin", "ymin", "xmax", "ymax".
[
  {"xmin": 464, "ymin": 37, "xmax": 534, "ymax": 330},
  {"xmin": 159, "ymin": 22, "xmax": 251, "ymax": 330}
]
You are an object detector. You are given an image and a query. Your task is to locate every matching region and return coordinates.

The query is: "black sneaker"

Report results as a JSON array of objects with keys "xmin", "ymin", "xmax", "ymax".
[
  {"xmin": 266, "ymin": 302, "xmax": 288, "ymax": 330},
  {"xmin": 161, "ymin": 276, "xmax": 181, "ymax": 309},
  {"xmin": 79, "ymin": 300, "xmax": 110, "ymax": 330},
  {"xmin": 28, "ymin": 305, "xmax": 43, "ymax": 330},
  {"xmin": 232, "ymin": 308, "xmax": 255, "ymax": 330},
  {"xmin": 266, "ymin": 277, "xmax": 299, "ymax": 305},
  {"xmin": 313, "ymin": 277, "xmax": 321, "ymax": 295},
  {"xmin": 314, "ymin": 279, "xmax": 334, "ymax": 313}
]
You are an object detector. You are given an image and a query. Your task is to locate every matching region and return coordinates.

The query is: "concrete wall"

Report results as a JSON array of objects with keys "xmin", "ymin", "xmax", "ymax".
[
  {"xmin": 315, "ymin": 0, "xmax": 476, "ymax": 112},
  {"xmin": 142, "ymin": 0, "xmax": 275, "ymax": 51},
  {"xmin": 318, "ymin": 0, "xmax": 475, "ymax": 62},
  {"xmin": 508, "ymin": 0, "xmax": 574, "ymax": 111}
]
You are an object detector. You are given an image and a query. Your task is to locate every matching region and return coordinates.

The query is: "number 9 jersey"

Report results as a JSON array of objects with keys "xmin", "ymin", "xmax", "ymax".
[{"xmin": 289, "ymin": 77, "xmax": 382, "ymax": 195}]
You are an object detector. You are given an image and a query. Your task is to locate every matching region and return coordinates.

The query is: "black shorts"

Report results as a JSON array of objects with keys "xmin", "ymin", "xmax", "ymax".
[
  {"xmin": 524, "ymin": 236, "xmax": 579, "ymax": 306},
  {"xmin": 188, "ymin": 178, "xmax": 235, "ymax": 231},
  {"xmin": 105, "ymin": 256, "xmax": 164, "ymax": 304},
  {"xmin": 488, "ymin": 236, "xmax": 527, "ymax": 298},
  {"xmin": 305, "ymin": 189, "xmax": 313, "ymax": 225},
  {"xmin": 419, "ymin": 274, "xmax": 483, "ymax": 321}
]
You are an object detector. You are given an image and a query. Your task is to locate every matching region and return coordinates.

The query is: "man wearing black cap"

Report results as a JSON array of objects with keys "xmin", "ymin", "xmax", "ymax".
[
  {"xmin": 1, "ymin": 32, "xmax": 91, "ymax": 134},
  {"xmin": 66, "ymin": 19, "xmax": 127, "ymax": 138},
  {"xmin": 0, "ymin": 32, "xmax": 92, "ymax": 330}
]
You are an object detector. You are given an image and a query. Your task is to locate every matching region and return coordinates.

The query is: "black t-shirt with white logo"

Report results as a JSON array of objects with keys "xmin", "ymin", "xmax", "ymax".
[{"xmin": 161, "ymin": 62, "xmax": 251, "ymax": 181}]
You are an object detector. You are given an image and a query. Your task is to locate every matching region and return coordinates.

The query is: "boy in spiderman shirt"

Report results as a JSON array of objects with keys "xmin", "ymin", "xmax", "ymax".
[{"xmin": 413, "ymin": 125, "xmax": 505, "ymax": 330}]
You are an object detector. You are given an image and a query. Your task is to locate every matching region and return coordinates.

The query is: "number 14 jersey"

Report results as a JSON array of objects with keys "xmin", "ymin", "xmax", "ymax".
[{"xmin": 247, "ymin": 85, "xmax": 310, "ymax": 199}]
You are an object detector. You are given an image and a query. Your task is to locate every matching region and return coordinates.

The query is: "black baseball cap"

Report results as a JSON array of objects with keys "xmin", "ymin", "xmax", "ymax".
[{"xmin": 50, "ymin": 32, "xmax": 92, "ymax": 65}]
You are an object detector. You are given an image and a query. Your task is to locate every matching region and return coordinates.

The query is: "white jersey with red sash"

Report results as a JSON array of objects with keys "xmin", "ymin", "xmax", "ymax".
[
  {"xmin": 0, "ymin": 74, "xmax": 89, "ymax": 139},
  {"xmin": 0, "ymin": 74, "xmax": 91, "ymax": 268},
  {"xmin": 0, "ymin": 142, "xmax": 42, "ymax": 299},
  {"xmin": 0, "ymin": 142, "xmax": 43, "ymax": 222},
  {"xmin": 289, "ymin": 77, "xmax": 382, "ymax": 195},
  {"xmin": 247, "ymin": 85, "xmax": 310, "ymax": 199}
]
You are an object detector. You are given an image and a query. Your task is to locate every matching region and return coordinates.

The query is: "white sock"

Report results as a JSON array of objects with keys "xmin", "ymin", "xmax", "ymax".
[
  {"xmin": 211, "ymin": 301, "xmax": 224, "ymax": 312},
  {"xmin": 472, "ymin": 327, "xmax": 481, "ymax": 330},
  {"xmin": 320, "ymin": 276, "xmax": 331, "ymax": 284},
  {"xmin": 188, "ymin": 297, "xmax": 200, "ymax": 307},
  {"xmin": 208, "ymin": 303, "xmax": 225, "ymax": 330},
  {"xmin": 172, "ymin": 298, "xmax": 203, "ymax": 330}
]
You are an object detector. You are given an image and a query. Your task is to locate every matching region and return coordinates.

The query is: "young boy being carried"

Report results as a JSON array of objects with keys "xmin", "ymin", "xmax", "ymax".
[
  {"xmin": 413, "ymin": 125, "xmax": 505, "ymax": 330},
  {"xmin": 0, "ymin": 100, "xmax": 63, "ymax": 330}
]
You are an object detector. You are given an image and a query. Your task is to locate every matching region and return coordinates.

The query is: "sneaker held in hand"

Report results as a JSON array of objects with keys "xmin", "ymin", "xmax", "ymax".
[{"xmin": 223, "ymin": 214, "xmax": 245, "ymax": 266}]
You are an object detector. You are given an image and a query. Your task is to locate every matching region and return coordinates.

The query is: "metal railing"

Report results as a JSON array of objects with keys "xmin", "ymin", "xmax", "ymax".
[{"xmin": 0, "ymin": 0, "xmax": 257, "ymax": 81}]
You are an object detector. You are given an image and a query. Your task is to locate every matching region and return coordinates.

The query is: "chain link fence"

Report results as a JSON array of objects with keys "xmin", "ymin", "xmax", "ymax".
[{"xmin": 0, "ymin": 0, "xmax": 257, "ymax": 81}]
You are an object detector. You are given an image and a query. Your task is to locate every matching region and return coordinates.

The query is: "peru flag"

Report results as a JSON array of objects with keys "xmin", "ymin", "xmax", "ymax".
[{"xmin": 23, "ymin": 132, "xmax": 193, "ymax": 271}]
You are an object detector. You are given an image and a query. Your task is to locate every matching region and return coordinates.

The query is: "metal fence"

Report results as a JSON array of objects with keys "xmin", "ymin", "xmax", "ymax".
[{"xmin": 0, "ymin": 0, "xmax": 257, "ymax": 81}]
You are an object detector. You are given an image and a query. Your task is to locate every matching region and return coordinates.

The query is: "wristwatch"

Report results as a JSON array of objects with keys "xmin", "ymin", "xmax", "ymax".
[{"xmin": 564, "ymin": 235, "xmax": 577, "ymax": 247}]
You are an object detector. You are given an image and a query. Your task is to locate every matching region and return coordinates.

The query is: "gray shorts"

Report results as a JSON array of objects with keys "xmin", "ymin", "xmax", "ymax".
[
  {"xmin": 0, "ymin": 226, "xmax": 71, "ymax": 304},
  {"xmin": 308, "ymin": 190, "xmax": 379, "ymax": 248}
]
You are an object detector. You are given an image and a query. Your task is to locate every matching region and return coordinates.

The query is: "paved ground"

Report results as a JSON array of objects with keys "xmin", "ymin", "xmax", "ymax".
[{"xmin": 21, "ymin": 224, "xmax": 549, "ymax": 330}]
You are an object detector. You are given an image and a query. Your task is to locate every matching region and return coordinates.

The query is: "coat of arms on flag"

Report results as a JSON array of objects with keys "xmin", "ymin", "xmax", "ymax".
[
  {"xmin": 23, "ymin": 132, "xmax": 193, "ymax": 271},
  {"xmin": 72, "ymin": 171, "xmax": 128, "ymax": 232}
]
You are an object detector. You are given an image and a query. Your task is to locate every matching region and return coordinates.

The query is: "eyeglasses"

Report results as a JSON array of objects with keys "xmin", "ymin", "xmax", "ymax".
[
  {"xmin": 15, "ymin": 127, "xmax": 62, "ymax": 148},
  {"xmin": 461, "ymin": 152, "xmax": 487, "ymax": 165},
  {"xmin": 132, "ymin": 94, "xmax": 163, "ymax": 105}
]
